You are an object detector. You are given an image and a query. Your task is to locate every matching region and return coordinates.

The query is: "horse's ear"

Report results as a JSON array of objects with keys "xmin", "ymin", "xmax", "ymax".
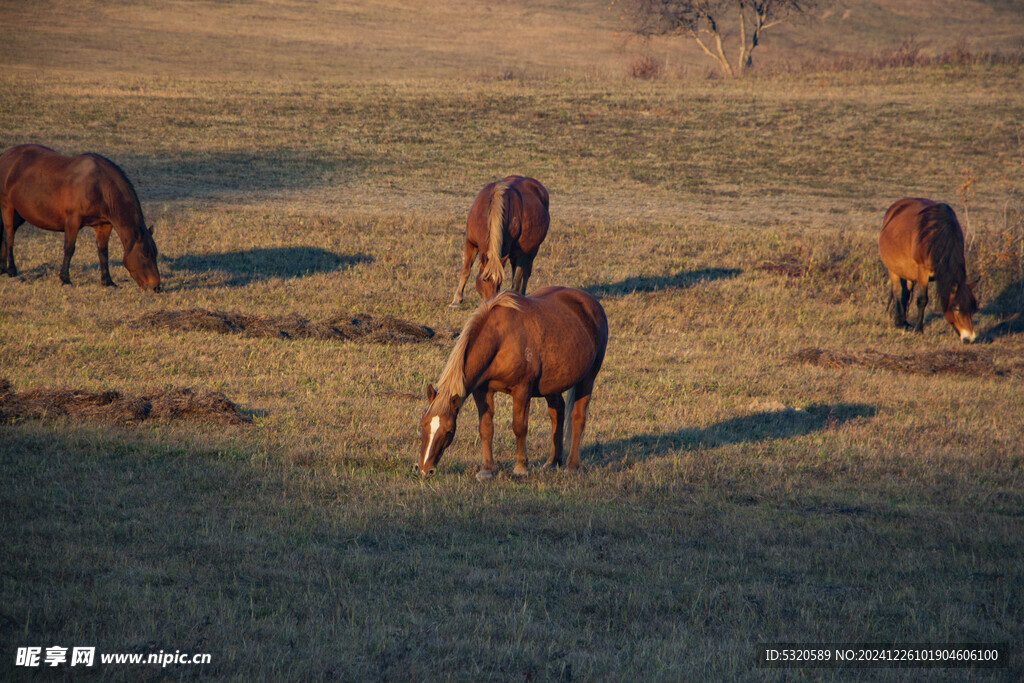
[
  {"xmin": 968, "ymin": 278, "xmax": 980, "ymax": 292},
  {"xmin": 148, "ymin": 223, "xmax": 156, "ymax": 234},
  {"xmin": 426, "ymin": 384, "xmax": 437, "ymax": 402},
  {"xmin": 450, "ymin": 395, "xmax": 462, "ymax": 412}
]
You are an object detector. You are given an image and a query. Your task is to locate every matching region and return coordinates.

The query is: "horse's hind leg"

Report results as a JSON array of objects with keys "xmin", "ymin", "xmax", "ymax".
[
  {"xmin": 542, "ymin": 393, "xmax": 565, "ymax": 468},
  {"xmin": 1, "ymin": 204, "xmax": 23, "ymax": 276},
  {"xmin": 450, "ymin": 239, "xmax": 478, "ymax": 307},
  {"xmin": 565, "ymin": 378, "xmax": 595, "ymax": 471},
  {"xmin": 94, "ymin": 223, "xmax": 116, "ymax": 287},
  {"xmin": 59, "ymin": 218, "xmax": 81, "ymax": 285}
]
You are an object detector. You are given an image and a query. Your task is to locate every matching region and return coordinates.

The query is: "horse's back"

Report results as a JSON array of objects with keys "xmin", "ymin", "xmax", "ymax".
[
  {"xmin": 0, "ymin": 145, "xmax": 135, "ymax": 232},
  {"xmin": 530, "ymin": 286, "xmax": 606, "ymax": 339},
  {"xmin": 880, "ymin": 197, "xmax": 964, "ymax": 282},
  {"xmin": 880, "ymin": 198, "xmax": 934, "ymax": 280},
  {"xmin": 0, "ymin": 145, "xmax": 58, "ymax": 191},
  {"xmin": 503, "ymin": 175, "xmax": 549, "ymax": 253},
  {"xmin": 492, "ymin": 287, "xmax": 606, "ymax": 393},
  {"xmin": 504, "ymin": 175, "xmax": 549, "ymax": 210}
]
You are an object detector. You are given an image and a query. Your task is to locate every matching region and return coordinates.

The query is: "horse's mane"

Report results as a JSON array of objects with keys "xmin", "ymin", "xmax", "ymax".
[
  {"xmin": 480, "ymin": 181, "xmax": 508, "ymax": 288},
  {"xmin": 86, "ymin": 153, "xmax": 151, "ymax": 248},
  {"xmin": 431, "ymin": 291, "xmax": 522, "ymax": 412},
  {"xmin": 919, "ymin": 203, "xmax": 966, "ymax": 311}
]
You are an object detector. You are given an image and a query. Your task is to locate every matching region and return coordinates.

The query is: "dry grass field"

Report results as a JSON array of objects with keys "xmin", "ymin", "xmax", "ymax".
[{"xmin": 2, "ymin": 0, "xmax": 1024, "ymax": 679}]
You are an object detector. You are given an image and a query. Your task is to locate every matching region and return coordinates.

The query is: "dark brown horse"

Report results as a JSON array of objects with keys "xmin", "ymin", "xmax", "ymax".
[
  {"xmin": 879, "ymin": 197, "xmax": 977, "ymax": 342},
  {"xmin": 0, "ymin": 144, "xmax": 161, "ymax": 290},
  {"xmin": 449, "ymin": 175, "xmax": 549, "ymax": 306},
  {"xmin": 419, "ymin": 286, "xmax": 608, "ymax": 479}
]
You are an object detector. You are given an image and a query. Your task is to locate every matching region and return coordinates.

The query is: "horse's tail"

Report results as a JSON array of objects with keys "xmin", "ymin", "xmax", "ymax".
[{"xmin": 481, "ymin": 182, "xmax": 509, "ymax": 290}]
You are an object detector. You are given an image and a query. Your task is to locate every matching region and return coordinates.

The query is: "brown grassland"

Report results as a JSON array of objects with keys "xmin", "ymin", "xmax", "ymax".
[{"xmin": 2, "ymin": 0, "xmax": 1024, "ymax": 679}]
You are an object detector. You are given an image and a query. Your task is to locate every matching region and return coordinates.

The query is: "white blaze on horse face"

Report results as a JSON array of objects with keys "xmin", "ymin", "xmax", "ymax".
[{"xmin": 422, "ymin": 415, "xmax": 441, "ymax": 466}]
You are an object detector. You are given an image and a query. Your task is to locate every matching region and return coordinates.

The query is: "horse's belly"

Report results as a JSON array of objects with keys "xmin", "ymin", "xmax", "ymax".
[{"xmin": 536, "ymin": 353, "xmax": 596, "ymax": 396}]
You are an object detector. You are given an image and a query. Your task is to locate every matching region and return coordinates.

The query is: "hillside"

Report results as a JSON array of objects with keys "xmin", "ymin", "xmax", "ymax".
[{"xmin": 2, "ymin": 0, "xmax": 1022, "ymax": 81}]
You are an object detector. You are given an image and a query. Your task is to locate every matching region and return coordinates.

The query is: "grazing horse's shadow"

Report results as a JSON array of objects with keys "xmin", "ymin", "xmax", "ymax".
[
  {"xmin": 584, "ymin": 267, "xmax": 740, "ymax": 298},
  {"xmin": 585, "ymin": 403, "xmax": 876, "ymax": 466},
  {"xmin": 165, "ymin": 247, "xmax": 373, "ymax": 288},
  {"xmin": 981, "ymin": 277, "xmax": 1024, "ymax": 341}
]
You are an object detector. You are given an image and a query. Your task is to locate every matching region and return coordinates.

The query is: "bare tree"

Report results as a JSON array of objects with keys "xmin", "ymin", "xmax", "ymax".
[{"xmin": 617, "ymin": 0, "xmax": 818, "ymax": 76}]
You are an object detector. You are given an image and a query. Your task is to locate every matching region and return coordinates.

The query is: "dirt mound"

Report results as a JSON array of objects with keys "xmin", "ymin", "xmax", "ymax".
[
  {"xmin": 759, "ymin": 251, "xmax": 851, "ymax": 279},
  {"xmin": 790, "ymin": 347, "xmax": 1023, "ymax": 378},
  {"xmin": 0, "ymin": 379, "xmax": 250, "ymax": 425},
  {"xmin": 128, "ymin": 309, "xmax": 457, "ymax": 344}
]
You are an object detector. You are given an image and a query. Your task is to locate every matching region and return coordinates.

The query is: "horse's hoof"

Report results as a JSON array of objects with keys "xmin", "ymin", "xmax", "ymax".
[
  {"xmin": 512, "ymin": 466, "xmax": 528, "ymax": 478},
  {"xmin": 475, "ymin": 469, "xmax": 495, "ymax": 481},
  {"xmin": 102, "ymin": 280, "xmax": 117, "ymax": 288},
  {"xmin": 448, "ymin": 301, "xmax": 462, "ymax": 309}
]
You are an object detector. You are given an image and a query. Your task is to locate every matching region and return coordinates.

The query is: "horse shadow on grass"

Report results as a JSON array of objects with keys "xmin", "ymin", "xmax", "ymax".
[
  {"xmin": 165, "ymin": 247, "xmax": 373, "ymax": 288},
  {"xmin": 584, "ymin": 267, "xmax": 740, "ymax": 298},
  {"xmin": 584, "ymin": 403, "xmax": 876, "ymax": 466},
  {"xmin": 118, "ymin": 149, "xmax": 374, "ymax": 201},
  {"xmin": 981, "ymin": 277, "xmax": 1024, "ymax": 342}
]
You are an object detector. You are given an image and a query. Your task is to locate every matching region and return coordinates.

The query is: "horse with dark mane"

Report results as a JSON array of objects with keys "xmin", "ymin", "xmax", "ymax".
[
  {"xmin": 0, "ymin": 144, "xmax": 161, "ymax": 290},
  {"xmin": 450, "ymin": 175, "xmax": 549, "ymax": 307},
  {"xmin": 419, "ymin": 286, "xmax": 607, "ymax": 479},
  {"xmin": 879, "ymin": 197, "xmax": 976, "ymax": 342}
]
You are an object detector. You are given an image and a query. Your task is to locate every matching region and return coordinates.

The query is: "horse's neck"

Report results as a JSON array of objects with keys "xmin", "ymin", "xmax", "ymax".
[
  {"xmin": 110, "ymin": 220, "xmax": 139, "ymax": 250},
  {"xmin": 461, "ymin": 326, "xmax": 500, "ymax": 394}
]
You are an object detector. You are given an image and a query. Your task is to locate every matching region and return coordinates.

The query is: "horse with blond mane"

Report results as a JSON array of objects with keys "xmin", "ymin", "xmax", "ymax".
[
  {"xmin": 879, "ymin": 197, "xmax": 977, "ymax": 342},
  {"xmin": 419, "ymin": 286, "xmax": 607, "ymax": 479},
  {"xmin": 0, "ymin": 144, "xmax": 161, "ymax": 290},
  {"xmin": 449, "ymin": 175, "xmax": 549, "ymax": 307}
]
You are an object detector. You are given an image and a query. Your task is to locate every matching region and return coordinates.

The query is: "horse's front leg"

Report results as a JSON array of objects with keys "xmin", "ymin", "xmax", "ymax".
[
  {"xmin": 542, "ymin": 393, "xmax": 565, "ymax": 468},
  {"xmin": 473, "ymin": 388, "xmax": 497, "ymax": 481},
  {"xmin": 511, "ymin": 255, "xmax": 534, "ymax": 295},
  {"xmin": 450, "ymin": 239, "xmax": 478, "ymax": 307},
  {"xmin": 59, "ymin": 218, "xmax": 81, "ymax": 285},
  {"xmin": 913, "ymin": 282, "xmax": 929, "ymax": 333},
  {"xmin": 94, "ymin": 223, "xmax": 116, "ymax": 287},
  {"xmin": 510, "ymin": 388, "xmax": 531, "ymax": 476},
  {"xmin": 899, "ymin": 280, "xmax": 913, "ymax": 328}
]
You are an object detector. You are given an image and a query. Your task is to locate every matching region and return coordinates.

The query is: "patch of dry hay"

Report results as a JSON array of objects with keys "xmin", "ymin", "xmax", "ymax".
[
  {"xmin": 0, "ymin": 379, "xmax": 250, "ymax": 425},
  {"xmin": 128, "ymin": 309, "xmax": 457, "ymax": 344},
  {"xmin": 790, "ymin": 347, "xmax": 1023, "ymax": 378}
]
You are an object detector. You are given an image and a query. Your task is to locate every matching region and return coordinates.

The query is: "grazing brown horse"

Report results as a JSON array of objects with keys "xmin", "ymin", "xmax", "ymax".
[
  {"xmin": 419, "ymin": 286, "xmax": 608, "ymax": 479},
  {"xmin": 879, "ymin": 197, "xmax": 977, "ymax": 342},
  {"xmin": 0, "ymin": 144, "xmax": 161, "ymax": 290},
  {"xmin": 450, "ymin": 175, "xmax": 549, "ymax": 306}
]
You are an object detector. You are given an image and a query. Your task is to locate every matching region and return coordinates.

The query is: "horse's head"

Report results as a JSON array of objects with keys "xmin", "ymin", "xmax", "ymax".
[
  {"xmin": 944, "ymin": 279, "xmax": 979, "ymax": 343},
  {"xmin": 124, "ymin": 225, "xmax": 161, "ymax": 292},
  {"xmin": 475, "ymin": 274, "xmax": 499, "ymax": 301},
  {"xmin": 417, "ymin": 384, "xmax": 461, "ymax": 476}
]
